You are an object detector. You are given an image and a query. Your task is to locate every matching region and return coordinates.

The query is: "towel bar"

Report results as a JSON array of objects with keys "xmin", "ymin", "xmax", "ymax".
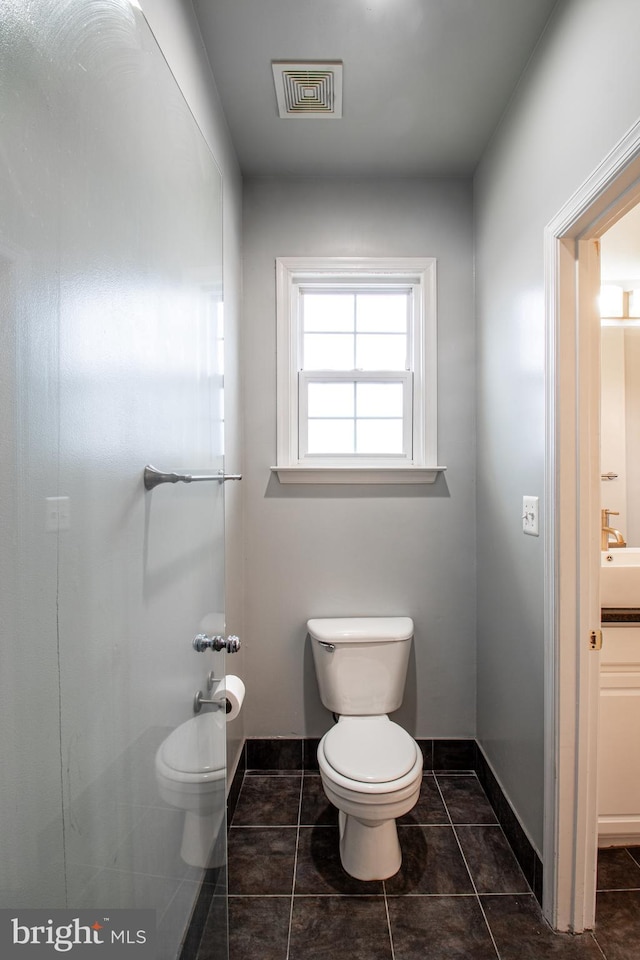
[{"xmin": 143, "ymin": 464, "xmax": 242, "ymax": 490}]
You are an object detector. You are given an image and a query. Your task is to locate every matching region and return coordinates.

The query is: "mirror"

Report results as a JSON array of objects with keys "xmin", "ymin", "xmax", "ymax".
[{"xmin": 601, "ymin": 203, "xmax": 640, "ymax": 548}]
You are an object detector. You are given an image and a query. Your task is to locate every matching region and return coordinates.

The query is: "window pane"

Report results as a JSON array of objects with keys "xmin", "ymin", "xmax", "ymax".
[
  {"xmin": 356, "ymin": 382, "xmax": 403, "ymax": 418},
  {"xmin": 304, "ymin": 333, "xmax": 354, "ymax": 370},
  {"xmin": 356, "ymin": 419, "xmax": 404, "ymax": 454},
  {"xmin": 308, "ymin": 419, "xmax": 355, "ymax": 454},
  {"xmin": 308, "ymin": 382, "xmax": 354, "ymax": 418},
  {"xmin": 356, "ymin": 293, "xmax": 408, "ymax": 333},
  {"xmin": 356, "ymin": 334, "xmax": 406, "ymax": 370},
  {"xmin": 303, "ymin": 293, "xmax": 354, "ymax": 332}
]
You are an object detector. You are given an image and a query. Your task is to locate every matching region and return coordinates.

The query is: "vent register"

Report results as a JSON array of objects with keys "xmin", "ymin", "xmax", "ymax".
[{"xmin": 272, "ymin": 61, "xmax": 343, "ymax": 118}]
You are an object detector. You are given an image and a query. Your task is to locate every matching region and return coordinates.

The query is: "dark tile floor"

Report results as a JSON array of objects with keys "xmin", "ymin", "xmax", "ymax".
[{"xmin": 219, "ymin": 770, "xmax": 640, "ymax": 960}]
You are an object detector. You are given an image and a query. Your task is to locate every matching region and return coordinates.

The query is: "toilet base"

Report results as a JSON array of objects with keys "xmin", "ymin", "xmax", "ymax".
[
  {"xmin": 338, "ymin": 810, "xmax": 402, "ymax": 881},
  {"xmin": 181, "ymin": 808, "xmax": 226, "ymax": 869}
]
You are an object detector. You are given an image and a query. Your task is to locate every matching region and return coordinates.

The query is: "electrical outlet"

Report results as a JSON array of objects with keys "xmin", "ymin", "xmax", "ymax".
[
  {"xmin": 522, "ymin": 496, "xmax": 539, "ymax": 536},
  {"xmin": 45, "ymin": 496, "xmax": 71, "ymax": 532}
]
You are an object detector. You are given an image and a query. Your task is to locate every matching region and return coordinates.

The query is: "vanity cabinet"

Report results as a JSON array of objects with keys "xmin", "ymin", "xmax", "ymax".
[{"xmin": 598, "ymin": 625, "xmax": 640, "ymax": 845}]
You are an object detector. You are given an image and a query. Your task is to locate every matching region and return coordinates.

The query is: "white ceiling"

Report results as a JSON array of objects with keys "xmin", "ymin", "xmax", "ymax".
[{"xmin": 193, "ymin": 0, "xmax": 559, "ymax": 178}]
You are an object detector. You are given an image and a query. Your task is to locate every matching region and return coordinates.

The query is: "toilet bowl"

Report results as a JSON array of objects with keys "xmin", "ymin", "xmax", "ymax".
[
  {"xmin": 308, "ymin": 616, "xmax": 423, "ymax": 880},
  {"xmin": 318, "ymin": 715, "xmax": 422, "ymax": 880},
  {"xmin": 155, "ymin": 710, "xmax": 226, "ymax": 868}
]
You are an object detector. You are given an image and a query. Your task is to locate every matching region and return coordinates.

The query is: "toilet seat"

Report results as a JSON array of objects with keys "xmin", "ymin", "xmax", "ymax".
[
  {"xmin": 318, "ymin": 717, "xmax": 422, "ymax": 797},
  {"xmin": 156, "ymin": 713, "xmax": 225, "ymax": 785},
  {"xmin": 323, "ymin": 716, "xmax": 417, "ymax": 783}
]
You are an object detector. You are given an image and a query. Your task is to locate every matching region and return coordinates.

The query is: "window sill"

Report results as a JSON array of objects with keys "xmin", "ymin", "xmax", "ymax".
[{"xmin": 270, "ymin": 465, "xmax": 447, "ymax": 485}]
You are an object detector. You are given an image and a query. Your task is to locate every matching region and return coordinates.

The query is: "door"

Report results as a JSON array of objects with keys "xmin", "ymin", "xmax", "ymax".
[{"xmin": 0, "ymin": 3, "xmax": 228, "ymax": 958}]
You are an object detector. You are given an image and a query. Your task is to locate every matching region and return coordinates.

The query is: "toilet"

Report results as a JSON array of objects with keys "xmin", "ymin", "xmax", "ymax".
[
  {"xmin": 155, "ymin": 710, "xmax": 226, "ymax": 868},
  {"xmin": 308, "ymin": 616, "xmax": 422, "ymax": 881}
]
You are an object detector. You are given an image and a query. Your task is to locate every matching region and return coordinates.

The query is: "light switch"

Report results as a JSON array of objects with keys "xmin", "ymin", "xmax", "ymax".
[
  {"xmin": 45, "ymin": 496, "xmax": 71, "ymax": 532},
  {"xmin": 522, "ymin": 496, "xmax": 539, "ymax": 537}
]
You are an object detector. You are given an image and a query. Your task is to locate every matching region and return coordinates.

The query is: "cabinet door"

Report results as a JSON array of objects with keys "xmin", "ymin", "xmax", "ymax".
[{"xmin": 598, "ymin": 628, "xmax": 640, "ymax": 844}]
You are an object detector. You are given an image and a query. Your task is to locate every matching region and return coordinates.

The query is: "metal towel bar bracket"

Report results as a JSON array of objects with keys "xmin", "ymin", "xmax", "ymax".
[{"xmin": 143, "ymin": 464, "xmax": 242, "ymax": 490}]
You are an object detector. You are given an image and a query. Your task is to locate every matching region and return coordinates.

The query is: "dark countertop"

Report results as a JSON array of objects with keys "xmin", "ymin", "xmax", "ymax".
[{"xmin": 602, "ymin": 608, "xmax": 640, "ymax": 623}]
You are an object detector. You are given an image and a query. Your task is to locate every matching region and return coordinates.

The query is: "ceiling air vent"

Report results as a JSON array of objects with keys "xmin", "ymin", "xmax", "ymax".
[{"xmin": 271, "ymin": 61, "xmax": 343, "ymax": 119}]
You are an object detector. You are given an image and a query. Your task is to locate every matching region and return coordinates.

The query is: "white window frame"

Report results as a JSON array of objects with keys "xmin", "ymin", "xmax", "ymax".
[{"xmin": 272, "ymin": 257, "xmax": 446, "ymax": 484}]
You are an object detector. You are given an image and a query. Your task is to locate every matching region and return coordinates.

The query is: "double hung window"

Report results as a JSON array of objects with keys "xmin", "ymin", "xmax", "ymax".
[{"xmin": 274, "ymin": 258, "xmax": 442, "ymax": 483}]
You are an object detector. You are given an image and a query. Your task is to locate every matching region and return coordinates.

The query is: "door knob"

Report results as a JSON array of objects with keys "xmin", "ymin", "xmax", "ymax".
[{"xmin": 192, "ymin": 633, "xmax": 241, "ymax": 653}]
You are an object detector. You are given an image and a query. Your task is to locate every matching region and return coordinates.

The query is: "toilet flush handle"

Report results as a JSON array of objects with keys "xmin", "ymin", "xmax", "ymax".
[{"xmin": 318, "ymin": 641, "xmax": 335, "ymax": 652}]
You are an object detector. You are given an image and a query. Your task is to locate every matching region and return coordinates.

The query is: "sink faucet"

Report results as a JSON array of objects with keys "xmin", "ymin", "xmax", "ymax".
[{"xmin": 601, "ymin": 508, "xmax": 627, "ymax": 550}]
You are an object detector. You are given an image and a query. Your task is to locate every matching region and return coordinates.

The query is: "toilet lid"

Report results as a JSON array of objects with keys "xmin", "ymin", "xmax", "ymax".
[
  {"xmin": 159, "ymin": 713, "xmax": 225, "ymax": 775},
  {"xmin": 323, "ymin": 717, "xmax": 418, "ymax": 783}
]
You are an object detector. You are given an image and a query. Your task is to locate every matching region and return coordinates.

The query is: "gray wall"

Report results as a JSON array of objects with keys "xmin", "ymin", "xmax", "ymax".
[
  {"xmin": 242, "ymin": 178, "xmax": 476, "ymax": 739},
  {"xmin": 475, "ymin": 0, "xmax": 640, "ymax": 855}
]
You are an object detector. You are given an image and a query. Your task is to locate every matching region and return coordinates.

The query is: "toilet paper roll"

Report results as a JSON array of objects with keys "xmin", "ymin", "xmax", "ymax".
[{"xmin": 211, "ymin": 675, "xmax": 245, "ymax": 722}]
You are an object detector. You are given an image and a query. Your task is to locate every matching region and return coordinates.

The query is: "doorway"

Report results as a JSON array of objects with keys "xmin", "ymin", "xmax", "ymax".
[
  {"xmin": 544, "ymin": 120, "xmax": 640, "ymax": 932},
  {"xmin": 597, "ymin": 208, "xmax": 640, "ymax": 845}
]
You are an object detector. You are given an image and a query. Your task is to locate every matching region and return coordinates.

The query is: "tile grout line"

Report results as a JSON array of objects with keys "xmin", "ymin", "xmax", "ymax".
[
  {"xmin": 590, "ymin": 926, "xmax": 609, "ymax": 960},
  {"xmin": 596, "ymin": 885, "xmax": 640, "ymax": 893},
  {"xmin": 229, "ymin": 824, "xmax": 300, "ymax": 830},
  {"xmin": 382, "ymin": 880, "xmax": 396, "ymax": 960},
  {"xmin": 623, "ymin": 846, "xmax": 640, "ymax": 871},
  {"xmin": 433, "ymin": 775, "xmax": 502, "ymax": 960},
  {"xmin": 284, "ymin": 771, "xmax": 305, "ymax": 960}
]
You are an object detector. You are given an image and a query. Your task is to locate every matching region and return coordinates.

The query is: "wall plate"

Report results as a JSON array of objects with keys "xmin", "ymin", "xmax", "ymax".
[
  {"xmin": 523, "ymin": 495, "xmax": 539, "ymax": 536},
  {"xmin": 45, "ymin": 496, "xmax": 71, "ymax": 532}
]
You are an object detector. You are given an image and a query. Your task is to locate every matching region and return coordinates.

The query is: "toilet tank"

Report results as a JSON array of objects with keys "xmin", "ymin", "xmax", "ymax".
[{"xmin": 307, "ymin": 617, "xmax": 414, "ymax": 716}]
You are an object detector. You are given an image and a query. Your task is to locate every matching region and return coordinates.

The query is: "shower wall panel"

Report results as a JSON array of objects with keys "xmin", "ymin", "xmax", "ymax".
[{"xmin": 0, "ymin": 3, "xmax": 226, "ymax": 957}]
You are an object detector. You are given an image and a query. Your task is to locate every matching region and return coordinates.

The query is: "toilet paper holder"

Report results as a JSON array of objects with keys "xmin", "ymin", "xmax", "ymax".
[
  {"xmin": 193, "ymin": 689, "xmax": 231, "ymax": 714},
  {"xmin": 193, "ymin": 671, "xmax": 232, "ymax": 714}
]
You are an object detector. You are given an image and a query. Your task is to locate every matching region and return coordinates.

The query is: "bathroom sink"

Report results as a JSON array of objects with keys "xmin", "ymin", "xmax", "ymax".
[{"xmin": 601, "ymin": 548, "xmax": 640, "ymax": 607}]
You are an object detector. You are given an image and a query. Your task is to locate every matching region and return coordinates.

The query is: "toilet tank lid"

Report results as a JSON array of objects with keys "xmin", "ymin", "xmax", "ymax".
[{"xmin": 307, "ymin": 617, "xmax": 414, "ymax": 643}]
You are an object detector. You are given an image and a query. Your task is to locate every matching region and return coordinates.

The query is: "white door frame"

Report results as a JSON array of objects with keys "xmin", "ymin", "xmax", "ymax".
[{"xmin": 544, "ymin": 118, "xmax": 640, "ymax": 932}]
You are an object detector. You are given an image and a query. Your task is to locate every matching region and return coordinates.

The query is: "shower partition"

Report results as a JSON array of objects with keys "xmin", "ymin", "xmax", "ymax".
[{"xmin": 0, "ymin": 2, "xmax": 227, "ymax": 957}]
